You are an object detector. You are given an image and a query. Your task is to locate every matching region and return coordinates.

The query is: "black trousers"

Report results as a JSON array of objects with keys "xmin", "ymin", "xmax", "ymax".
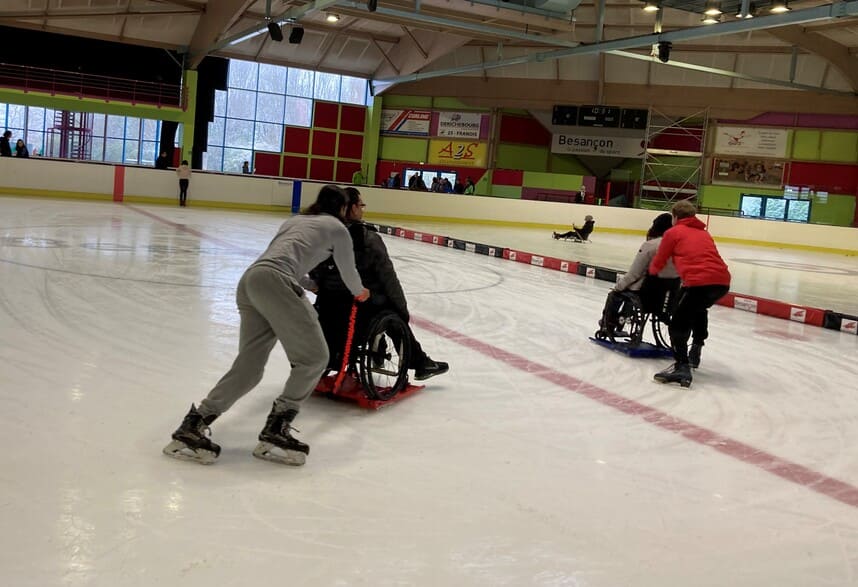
[
  {"xmin": 669, "ymin": 284, "xmax": 730, "ymax": 364},
  {"xmin": 179, "ymin": 179, "xmax": 189, "ymax": 205}
]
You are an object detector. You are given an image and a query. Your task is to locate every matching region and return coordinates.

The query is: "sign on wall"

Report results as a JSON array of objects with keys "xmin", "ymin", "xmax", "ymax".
[
  {"xmin": 427, "ymin": 139, "xmax": 487, "ymax": 167},
  {"xmin": 381, "ymin": 109, "xmax": 431, "ymax": 136},
  {"xmin": 711, "ymin": 157, "xmax": 786, "ymax": 187},
  {"xmin": 551, "ymin": 133, "xmax": 646, "ymax": 158},
  {"xmin": 714, "ymin": 126, "xmax": 789, "ymax": 158},
  {"xmin": 437, "ymin": 112, "xmax": 482, "ymax": 139}
]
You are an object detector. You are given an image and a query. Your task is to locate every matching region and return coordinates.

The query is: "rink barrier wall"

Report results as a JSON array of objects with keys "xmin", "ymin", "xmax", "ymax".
[
  {"xmin": 375, "ymin": 222, "xmax": 858, "ymax": 337},
  {"xmin": 2, "ymin": 156, "xmax": 858, "ymax": 254}
]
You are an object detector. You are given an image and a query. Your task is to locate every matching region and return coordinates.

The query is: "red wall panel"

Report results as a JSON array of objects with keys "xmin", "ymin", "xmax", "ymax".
[
  {"xmin": 311, "ymin": 130, "xmax": 337, "ymax": 157},
  {"xmin": 253, "ymin": 152, "xmax": 281, "ymax": 176},
  {"xmin": 499, "ymin": 114, "xmax": 551, "ymax": 146},
  {"xmin": 788, "ymin": 161, "xmax": 858, "ymax": 195},
  {"xmin": 649, "ymin": 129, "xmax": 704, "ymax": 152},
  {"xmin": 336, "ymin": 160, "xmax": 362, "ymax": 183},
  {"xmin": 284, "ymin": 127, "xmax": 311, "ymax": 154},
  {"xmin": 492, "ymin": 169, "xmax": 524, "ymax": 186},
  {"xmin": 337, "ymin": 133, "xmax": 364, "ymax": 160},
  {"xmin": 340, "ymin": 105, "xmax": 367, "ymax": 133},
  {"xmin": 313, "ymin": 101, "xmax": 339, "ymax": 129},
  {"xmin": 309, "ymin": 158, "xmax": 335, "ymax": 181},
  {"xmin": 282, "ymin": 156, "xmax": 308, "ymax": 178}
]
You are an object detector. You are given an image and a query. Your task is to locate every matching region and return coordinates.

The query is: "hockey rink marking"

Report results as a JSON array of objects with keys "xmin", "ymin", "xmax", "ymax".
[
  {"xmin": 128, "ymin": 205, "xmax": 858, "ymax": 510},
  {"xmin": 411, "ymin": 315, "xmax": 858, "ymax": 510}
]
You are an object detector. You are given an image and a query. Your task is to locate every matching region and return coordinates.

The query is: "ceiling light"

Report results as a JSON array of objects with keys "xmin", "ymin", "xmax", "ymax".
[
  {"xmin": 326, "ymin": 13, "xmax": 340, "ymax": 22},
  {"xmin": 770, "ymin": 0, "xmax": 790, "ymax": 13},
  {"xmin": 736, "ymin": 2, "xmax": 755, "ymax": 17},
  {"xmin": 703, "ymin": 0, "xmax": 722, "ymax": 16},
  {"xmin": 701, "ymin": 14, "xmax": 720, "ymax": 24},
  {"xmin": 643, "ymin": 1, "xmax": 660, "ymax": 12}
]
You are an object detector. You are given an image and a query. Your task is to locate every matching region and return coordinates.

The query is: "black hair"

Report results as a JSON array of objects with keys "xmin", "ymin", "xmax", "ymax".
[
  {"xmin": 303, "ymin": 184, "xmax": 347, "ymax": 219},
  {"xmin": 647, "ymin": 213, "xmax": 674, "ymax": 239},
  {"xmin": 181, "ymin": 160, "xmax": 188, "ymax": 165},
  {"xmin": 343, "ymin": 186, "xmax": 361, "ymax": 207}
]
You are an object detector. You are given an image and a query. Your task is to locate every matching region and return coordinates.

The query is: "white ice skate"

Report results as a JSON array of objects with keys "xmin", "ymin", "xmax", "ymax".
[
  {"xmin": 163, "ymin": 440, "xmax": 219, "ymax": 465},
  {"xmin": 252, "ymin": 441, "xmax": 307, "ymax": 466}
]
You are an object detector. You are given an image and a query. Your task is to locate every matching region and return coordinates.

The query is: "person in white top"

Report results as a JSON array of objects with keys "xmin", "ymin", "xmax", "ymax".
[{"xmin": 175, "ymin": 160, "xmax": 191, "ymax": 207}]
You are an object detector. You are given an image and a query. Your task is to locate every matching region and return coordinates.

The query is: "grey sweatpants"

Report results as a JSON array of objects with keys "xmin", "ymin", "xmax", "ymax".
[{"xmin": 198, "ymin": 264, "xmax": 328, "ymax": 417}]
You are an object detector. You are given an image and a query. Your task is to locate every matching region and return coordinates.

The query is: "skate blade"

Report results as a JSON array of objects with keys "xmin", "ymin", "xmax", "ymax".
[
  {"xmin": 252, "ymin": 442, "xmax": 306, "ymax": 466},
  {"xmin": 163, "ymin": 440, "xmax": 218, "ymax": 465},
  {"xmin": 653, "ymin": 375, "xmax": 692, "ymax": 388}
]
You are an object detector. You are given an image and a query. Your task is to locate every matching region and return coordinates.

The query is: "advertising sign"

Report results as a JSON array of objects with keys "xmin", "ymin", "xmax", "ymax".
[
  {"xmin": 712, "ymin": 157, "xmax": 785, "ymax": 187},
  {"xmin": 427, "ymin": 139, "xmax": 487, "ymax": 167},
  {"xmin": 381, "ymin": 109, "xmax": 431, "ymax": 136},
  {"xmin": 551, "ymin": 133, "xmax": 646, "ymax": 158},
  {"xmin": 437, "ymin": 112, "xmax": 482, "ymax": 139},
  {"xmin": 714, "ymin": 126, "xmax": 789, "ymax": 158}
]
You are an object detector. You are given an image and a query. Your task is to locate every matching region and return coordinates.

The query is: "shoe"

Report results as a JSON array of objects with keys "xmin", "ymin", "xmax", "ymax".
[
  {"xmin": 163, "ymin": 404, "xmax": 220, "ymax": 464},
  {"xmin": 689, "ymin": 343, "xmax": 703, "ymax": 369},
  {"xmin": 653, "ymin": 363, "xmax": 692, "ymax": 387},
  {"xmin": 414, "ymin": 358, "xmax": 449, "ymax": 381},
  {"xmin": 552, "ymin": 232, "xmax": 559, "ymax": 240},
  {"xmin": 253, "ymin": 406, "xmax": 309, "ymax": 466}
]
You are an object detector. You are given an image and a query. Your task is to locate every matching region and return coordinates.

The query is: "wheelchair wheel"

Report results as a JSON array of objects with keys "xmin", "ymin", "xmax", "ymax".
[
  {"xmin": 355, "ymin": 311, "xmax": 411, "ymax": 401},
  {"xmin": 651, "ymin": 315, "xmax": 671, "ymax": 349},
  {"xmin": 613, "ymin": 297, "xmax": 645, "ymax": 346}
]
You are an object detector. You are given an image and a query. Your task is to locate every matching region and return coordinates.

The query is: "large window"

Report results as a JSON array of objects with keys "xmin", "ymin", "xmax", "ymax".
[
  {"xmin": 0, "ymin": 103, "xmax": 179, "ymax": 164},
  {"xmin": 740, "ymin": 192, "xmax": 812, "ymax": 223},
  {"xmin": 205, "ymin": 59, "xmax": 369, "ymax": 173}
]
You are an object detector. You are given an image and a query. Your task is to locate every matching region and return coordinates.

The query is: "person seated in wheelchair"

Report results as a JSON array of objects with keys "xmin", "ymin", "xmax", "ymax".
[
  {"xmin": 553, "ymin": 215, "xmax": 595, "ymax": 242},
  {"xmin": 311, "ymin": 187, "xmax": 449, "ymax": 382},
  {"xmin": 597, "ymin": 213, "xmax": 680, "ymax": 340}
]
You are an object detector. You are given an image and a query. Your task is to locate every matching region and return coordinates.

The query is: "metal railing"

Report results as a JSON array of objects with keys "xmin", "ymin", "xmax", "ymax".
[{"xmin": 0, "ymin": 63, "xmax": 183, "ymax": 108}]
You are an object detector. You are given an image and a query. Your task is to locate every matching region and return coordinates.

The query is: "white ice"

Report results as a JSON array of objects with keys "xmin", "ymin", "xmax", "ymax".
[{"xmin": 1, "ymin": 196, "xmax": 858, "ymax": 587}]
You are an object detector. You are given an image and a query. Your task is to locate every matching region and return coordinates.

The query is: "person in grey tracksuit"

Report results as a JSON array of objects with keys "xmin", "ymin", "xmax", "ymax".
[{"xmin": 164, "ymin": 185, "xmax": 369, "ymax": 466}]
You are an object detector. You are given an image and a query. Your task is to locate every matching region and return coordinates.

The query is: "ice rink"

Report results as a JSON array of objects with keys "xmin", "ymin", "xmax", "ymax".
[{"xmin": 1, "ymin": 195, "xmax": 858, "ymax": 587}]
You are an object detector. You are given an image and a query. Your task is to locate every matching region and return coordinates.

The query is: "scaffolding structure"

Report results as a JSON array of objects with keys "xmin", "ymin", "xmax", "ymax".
[
  {"xmin": 638, "ymin": 107, "xmax": 709, "ymax": 210},
  {"xmin": 47, "ymin": 111, "xmax": 94, "ymax": 160}
]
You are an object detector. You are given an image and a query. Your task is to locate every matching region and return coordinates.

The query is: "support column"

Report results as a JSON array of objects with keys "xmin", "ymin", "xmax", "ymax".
[
  {"xmin": 362, "ymin": 94, "xmax": 383, "ymax": 186},
  {"xmin": 181, "ymin": 69, "xmax": 198, "ymax": 168}
]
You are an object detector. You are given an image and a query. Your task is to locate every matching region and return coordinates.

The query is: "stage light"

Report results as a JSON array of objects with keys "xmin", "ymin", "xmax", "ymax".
[
  {"xmin": 289, "ymin": 25, "xmax": 304, "ymax": 44},
  {"xmin": 267, "ymin": 21, "xmax": 283, "ymax": 42},
  {"xmin": 770, "ymin": 0, "xmax": 790, "ymax": 13},
  {"xmin": 326, "ymin": 13, "xmax": 340, "ymax": 22},
  {"xmin": 657, "ymin": 41, "xmax": 672, "ymax": 63}
]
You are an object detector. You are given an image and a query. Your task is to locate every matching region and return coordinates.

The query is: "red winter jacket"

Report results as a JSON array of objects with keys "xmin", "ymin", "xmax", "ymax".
[{"xmin": 649, "ymin": 216, "xmax": 731, "ymax": 287}]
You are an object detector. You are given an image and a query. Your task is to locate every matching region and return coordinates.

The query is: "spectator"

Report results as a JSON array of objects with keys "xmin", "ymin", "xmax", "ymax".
[
  {"xmin": 242, "ymin": 161, "xmax": 251, "ymax": 174},
  {"xmin": 453, "ymin": 180, "xmax": 464, "ymax": 194},
  {"xmin": 14, "ymin": 139, "xmax": 29, "ymax": 158},
  {"xmin": 391, "ymin": 173, "xmax": 401, "ymax": 189},
  {"xmin": 441, "ymin": 178, "xmax": 453, "ymax": 193},
  {"xmin": 0, "ymin": 131, "xmax": 11, "ymax": 157},
  {"xmin": 352, "ymin": 167, "xmax": 366, "ymax": 186},
  {"xmin": 649, "ymin": 200, "xmax": 731, "ymax": 387},
  {"xmin": 464, "ymin": 177, "xmax": 475, "ymax": 195},
  {"xmin": 155, "ymin": 150, "xmax": 170, "ymax": 170}
]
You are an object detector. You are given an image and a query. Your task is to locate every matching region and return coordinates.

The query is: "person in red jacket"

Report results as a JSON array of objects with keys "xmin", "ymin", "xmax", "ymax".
[{"xmin": 648, "ymin": 200, "xmax": 731, "ymax": 387}]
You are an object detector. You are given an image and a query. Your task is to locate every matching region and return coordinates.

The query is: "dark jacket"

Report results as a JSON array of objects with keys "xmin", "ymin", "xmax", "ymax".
[
  {"xmin": 0, "ymin": 136, "xmax": 11, "ymax": 157},
  {"xmin": 577, "ymin": 219, "xmax": 595, "ymax": 240},
  {"xmin": 155, "ymin": 155, "xmax": 170, "ymax": 170},
  {"xmin": 649, "ymin": 216, "xmax": 731, "ymax": 287},
  {"xmin": 15, "ymin": 143, "xmax": 29, "ymax": 158},
  {"xmin": 312, "ymin": 222, "xmax": 409, "ymax": 320}
]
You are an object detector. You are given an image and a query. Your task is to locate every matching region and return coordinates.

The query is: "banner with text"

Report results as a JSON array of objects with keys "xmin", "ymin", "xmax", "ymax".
[
  {"xmin": 381, "ymin": 109, "xmax": 431, "ymax": 136},
  {"xmin": 711, "ymin": 157, "xmax": 786, "ymax": 187},
  {"xmin": 437, "ymin": 112, "xmax": 483, "ymax": 139},
  {"xmin": 551, "ymin": 132, "xmax": 646, "ymax": 158},
  {"xmin": 714, "ymin": 126, "xmax": 789, "ymax": 158},
  {"xmin": 428, "ymin": 139, "xmax": 487, "ymax": 167}
]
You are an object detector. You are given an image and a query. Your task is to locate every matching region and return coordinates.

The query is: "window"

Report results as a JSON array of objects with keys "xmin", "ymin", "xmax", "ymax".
[
  {"xmin": 106, "ymin": 115, "xmax": 125, "ymax": 138},
  {"xmin": 214, "ymin": 90, "xmax": 228, "ymax": 117},
  {"xmin": 284, "ymin": 96, "xmax": 312, "ymax": 127},
  {"xmin": 228, "ymin": 60, "xmax": 259, "ymax": 90},
  {"xmin": 223, "ymin": 147, "xmax": 252, "ymax": 173},
  {"xmin": 740, "ymin": 194, "xmax": 811, "ymax": 224},
  {"xmin": 226, "ymin": 89, "xmax": 256, "ymax": 120},
  {"xmin": 258, "ymin": 63, "xmax": 287, "ymax": 93},
  {"xmin": 255, "ymin": 92, "xmax": 284, "ymax": 124},
  {"xmin": 104, "ymin": 138, "xmax": 124, "ymax": 162},
  {"xmin": 125, "ymin": 117, "xmax": 141, "ymax": 140},
  {"xmin": 314, "ymin": 72, "xmax": 340, "ymax": 101},
  {"xmin": 208, "ymin": 117, "xmax": 225, "ymax": 146},
  {"xmin": 204, "ymin": 147, "xmax": 223, "ymax": 171},
  {"xmin": 340, "ymin": 75, "xmax": 368, "ymax": 105},
  {"xmin": 253, "ymin": 122, "xmax": 283, "ymax": 152},
  {"xmin": 142, "ymin": 119, "xmax": 159, "ymax": 142},
  {"xmin": 225, "ymin": 118, "xmax": 254, "ymax": 149},
  {"xmin": 287, "ymin": 68, "xmax": 314, "ymax": 98}
]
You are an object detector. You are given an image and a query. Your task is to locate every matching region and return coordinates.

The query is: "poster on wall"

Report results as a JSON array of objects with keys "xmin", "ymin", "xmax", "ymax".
[
  {"xmin": 437, "ymin": 112, "xmax": 482, "ymax": 139},
  {"xmin": 380, "ymin": 109, "xmax": 431, "ymax": 136},
  {"xmin": 551, "ymin": 133, "xmax": 646, "ymax": 158},
  {"xmin": 714, "ymin": 126, "xmax": 789, "ymax": 158},
  {"xmin": 427, "ymin": 139, "xmax": 487, "ymax": 167},
  {"xmin": 711, "ymin": 157, "xmax": 786, "ymax": 187}
]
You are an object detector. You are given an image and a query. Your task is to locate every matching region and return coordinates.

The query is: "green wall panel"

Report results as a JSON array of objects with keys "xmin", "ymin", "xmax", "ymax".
[
  {"xmin": 0, "ymin": 87, "xmax": 188, "ymax": 122},
  {"xmin": 699, "ymin": 185, "xmax": 855, "ymax": 227},
  {"xmin": 490, "ymin": 185, "xmax": 523, "ymax": 199},
  {"xmin": 381, "ymin": 95, "xmax": 433, "ymax": 108},
  {"xmin": 616, "ymin": 158, "xmax": 643, "ymax": 181},
  {"xmin": 810, "ymin": 194, "xmax": 855, "ymax": 226},
  {"xmin": 819, "ymin": 131, "xmax": 858, "ymax": 163},
  {"xmin": 496, "ymin": 144, "xmax": 547, "ymax": 172},
  {"xmin": 791, "ymin": 130, "xmax": 820, "ymax": 160},
  {"xmin": 523, "ymin": 171, "xmax": 584, "ymax": 190},
  {"xmin": 379, "ymin": 136, "xmax": 427, "ymax": 162},
  {"xmin": 548, "ymin": 154, "xmax": 590, "ymax": 175},
  {"xmin": 431, "ymin": 97, "xmax": 489, "ymax": 111}
]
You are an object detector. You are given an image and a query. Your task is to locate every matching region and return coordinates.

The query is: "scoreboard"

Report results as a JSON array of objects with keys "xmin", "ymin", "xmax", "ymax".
[{"xmin": 551, "ymin": 104, "xmax": 648, "ymax": 130}]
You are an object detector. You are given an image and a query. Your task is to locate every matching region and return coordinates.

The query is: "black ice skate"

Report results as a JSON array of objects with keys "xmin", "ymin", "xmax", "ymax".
[
  {"xmin": 653, "ymin": 363, "xmax": 692, "ymax": 388},
  {"xmin": 414, "ymin": 358, "xmax": 449, "ymax": 381},
  {"xmin": 689, "ymin": 343, "xmax": 703, "ymax": 369},
  {"xmin": 163, "ymin": 404, "xmax": 221, "ymax": 465},
  {"xmin": 253, "ymin": 407, "xmax": 309, "ymax": 466}
]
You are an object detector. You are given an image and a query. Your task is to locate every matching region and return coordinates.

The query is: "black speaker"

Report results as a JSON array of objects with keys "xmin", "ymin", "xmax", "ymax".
[
  {"xmin": 368, "ymin": 0, "xmax": 378, "ymax": 12},
  {"xmin": 657, "ymin": 41, "xmax": 672, "ymax": 63},
  {"xmin": 552, "ymin": 105, "xmax": 578, "ymax": 126},
  {"xmin": 288, "ymin": 26, "xmax": 304, "ymax": 44},
  {"xmin": 267, "ymin": 22, "xmax": 283, "ymax": 42}
]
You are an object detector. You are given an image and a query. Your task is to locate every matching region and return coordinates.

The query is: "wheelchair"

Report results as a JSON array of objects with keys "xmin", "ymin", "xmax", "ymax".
[
  {"xmin": 317, "ymin": 299, "xmax": 413, "ymax": 402},
  {"xmin": 594, "ymin": 277, "xmax": 679, "ymax": 351}
]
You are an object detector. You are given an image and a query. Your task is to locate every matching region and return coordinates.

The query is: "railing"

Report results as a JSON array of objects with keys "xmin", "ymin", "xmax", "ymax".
[{"xmin": 0, "ymin": 63, "xmax": 183, "ymax": 109}]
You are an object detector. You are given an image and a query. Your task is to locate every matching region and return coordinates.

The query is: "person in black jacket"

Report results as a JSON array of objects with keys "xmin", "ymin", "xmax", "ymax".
[
  {"xmin": 0, "ymin": 131, "xmax": 12, "ymax": 157},
  {"xmin": 311, "ymin": 187, "xmax": 448, "ymax": 381},
  {"xmin": 154, "ymin": 150, "xmax": 170, "ymax": 170},
  {"xmin": 553, "ymin": 215, "xmax": 595, "ymax": 241},
  {"xmin": 14, "ymin": 139, "xmax": 29, "ymax": 158}
]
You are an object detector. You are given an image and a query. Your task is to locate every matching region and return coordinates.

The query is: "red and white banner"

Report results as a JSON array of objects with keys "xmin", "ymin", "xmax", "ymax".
[{"xmin": 381, "ymin": 109, "xmax": 431, "ymax": 136}]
